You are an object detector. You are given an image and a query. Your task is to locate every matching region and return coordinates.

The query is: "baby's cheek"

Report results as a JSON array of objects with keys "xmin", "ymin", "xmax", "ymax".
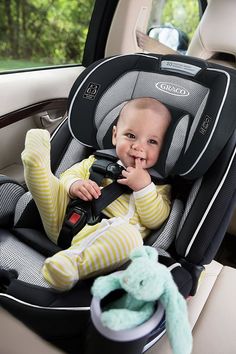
[{"xmin": 152, "ymin": 150, "xmax": 160, "ymax": 163}]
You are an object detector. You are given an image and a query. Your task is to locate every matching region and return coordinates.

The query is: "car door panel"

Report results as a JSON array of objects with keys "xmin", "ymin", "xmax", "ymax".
[{"xmin": 0, "ymin": 66, "xmax": 84, "ymax": 183}]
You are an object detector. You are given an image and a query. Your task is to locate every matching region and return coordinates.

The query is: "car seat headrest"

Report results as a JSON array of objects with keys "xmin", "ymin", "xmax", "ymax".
[
  {"xmin": 155, "ymin": 109, "xmax": 190, "ymax": 177},
  {"xmin": 68, "ymin": 53, "xmax": 236, "ymax": 179},
  {"xmin": 187, "ymin": 0, "xmax": 236, "ymax": 68}
]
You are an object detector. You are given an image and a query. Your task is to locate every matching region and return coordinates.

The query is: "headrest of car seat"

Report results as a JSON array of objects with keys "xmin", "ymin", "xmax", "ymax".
[
  {"xmin": 187, "ymin": 0, "xmax": 236, "ymax": 68},
  {"xmin": 68, "ymin": 53, "xmax": 236, "ymax": 179}
]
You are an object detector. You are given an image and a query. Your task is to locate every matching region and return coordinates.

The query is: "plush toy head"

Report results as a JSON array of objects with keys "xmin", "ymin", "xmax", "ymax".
[
  {"xmin": 119, "ymin": 246, "xmax": 170, "ymax": 302},
  {"xmin": 92, "ymin": 246, "xmax": 192, "ymax": 354}
]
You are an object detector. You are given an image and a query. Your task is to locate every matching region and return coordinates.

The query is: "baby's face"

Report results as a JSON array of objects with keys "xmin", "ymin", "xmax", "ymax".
[{"xmin": 112, "ymin": 105, "xmax": 170, "ymax": 169}]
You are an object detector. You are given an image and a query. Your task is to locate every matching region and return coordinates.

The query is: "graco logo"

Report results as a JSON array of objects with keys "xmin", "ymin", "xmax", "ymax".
[
  {"xmin": 83, "ymin": 82, "xmax": 100, "ymax": 100},
  {"xmin": 199, "ymin": 115, "xmax": 212, "ymax": 135},
  {"xmin": 155, "ymin": 82, "xmax": 189, "ymax": 96}
]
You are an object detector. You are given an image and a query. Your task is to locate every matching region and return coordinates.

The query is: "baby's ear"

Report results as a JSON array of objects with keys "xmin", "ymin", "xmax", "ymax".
[
  {"xmin": 112, "ymin": 125, "xmax": 117, "ymax": 146},
  {"xmin": 130, "ymin": 246, "xmax": 158, "ymax": 262}
]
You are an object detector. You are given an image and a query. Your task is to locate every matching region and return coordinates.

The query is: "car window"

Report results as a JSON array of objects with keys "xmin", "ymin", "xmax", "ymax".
[
  {"xmin": 147, "ymin": 0, "xmax": 200, "ymax": 54},
  {"xmin": 0, "ymin": 0, "xmax": 95, "ymax": 72}
]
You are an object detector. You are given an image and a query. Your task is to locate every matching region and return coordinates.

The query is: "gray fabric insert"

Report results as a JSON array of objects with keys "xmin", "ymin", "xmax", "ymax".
[
  {"xmin": 155, "ymin": 248, "xmax": 170, "ymax": 257},
  {"xmin": 177, "ymin": 178, "xmax": 202, "ymax": 237},
  {"xmin": 165, "ymin": 114, "xmax": 190, "ymax": 174},
  {"xmin": 0, "ymin": 232, "xmax": 49, "ymax": 287},
  {"xmin": 94, "ymin": 71, "xmax": 139, "ymax": 129},
  {"xmin": 151, "ymin": 199, "xmax": 184, "ymax": 250},
  {"xmin": 14, "ymin": 191, "xmax": 32, "ymax": 225},
  {"xmin": 96, "ymin": 102, "xmax": 127, "ymax": 148},
  {"xmin": 0, "ymin": 183, "xmax": 25, "ymax": 221},
  {"xmin": 55, "ymin": 138, "xmax": 84, "ymax": 177},
  {"xmin": 132, "ymin": 72, "xmax": 209, "ymax": 116},
  {"xmin": 184, "ymin": 92, "xmax": 209, "ymax": 152}
]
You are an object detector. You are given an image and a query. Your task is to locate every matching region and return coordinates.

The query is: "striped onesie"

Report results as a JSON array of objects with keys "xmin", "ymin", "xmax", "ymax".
[{"xmin": 21, "ymin": 129, "xmax": 171, "ymax": 291}]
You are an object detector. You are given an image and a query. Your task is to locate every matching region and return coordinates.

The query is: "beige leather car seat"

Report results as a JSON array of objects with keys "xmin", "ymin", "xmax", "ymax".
[
  {"xmin": 147, "ymin": 260, "xmax": 236, "ymax": 354},
  {"xmin": 137, "ymin": 0, "xmax": 236, "ymax": 69},
  {"xmin": 187, "ymin": 0, "xmax": 236, "ymax": 69}
]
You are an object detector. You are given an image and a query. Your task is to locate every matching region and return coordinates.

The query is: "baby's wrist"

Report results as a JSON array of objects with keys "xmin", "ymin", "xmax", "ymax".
[
  {"xmin": 132, "ymin": 175, "xmax": 151, "ymax": 192},
  {"xmin": 68, "ymin": 185, "xmax": 76, "ymax": 199},
  {"xmin": 68, "ymin": 179, "xmax": 81, "ymax": 198},
  {"xmin": 133, "ymin": 182, "xmax": 155, "ymax": 196}
]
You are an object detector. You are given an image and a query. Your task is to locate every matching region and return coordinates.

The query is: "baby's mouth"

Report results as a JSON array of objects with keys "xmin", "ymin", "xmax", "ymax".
[
  {"xmin": 130, "ymin": 152, "xmax": 145, "ymax": 160},
  {"xmin": 130, "ymin": 155, "xmax": 146, "ymax": 165}
]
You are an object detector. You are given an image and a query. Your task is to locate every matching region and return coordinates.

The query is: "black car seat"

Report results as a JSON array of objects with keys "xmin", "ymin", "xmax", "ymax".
[{"xmin": 1, "ymin": 53, "xmax": 236, "ymax": 354}]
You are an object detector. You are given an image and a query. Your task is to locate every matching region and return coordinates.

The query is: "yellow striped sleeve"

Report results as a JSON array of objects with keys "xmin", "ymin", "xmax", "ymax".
[
  {"xmin": 133, "ymin": 182, "xmax": 171, "ymax": 229},
  {"xmin": 59, "ymin": 155, "xmax": 96, "ymax": 194}
]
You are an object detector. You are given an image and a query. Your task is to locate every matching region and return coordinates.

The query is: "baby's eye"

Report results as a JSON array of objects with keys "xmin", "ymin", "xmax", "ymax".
[
  {"xmin": 126, "ymin": 133, "xmax": 135, "ymax": 139},
  {"xmin": 149, "ymin": 139, "xmax": 158, "ymax": 145}
]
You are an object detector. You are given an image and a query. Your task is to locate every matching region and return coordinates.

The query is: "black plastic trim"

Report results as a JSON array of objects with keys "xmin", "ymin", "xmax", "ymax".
[{"xmin": 83, "ymin": 0, "xmax": 119, "ymax": 66}]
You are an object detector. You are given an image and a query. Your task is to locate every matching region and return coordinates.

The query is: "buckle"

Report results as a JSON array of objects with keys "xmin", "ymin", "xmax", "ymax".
[
  {"xmin": 106, "ymin": 163, "xmax": 124, "ymax": 180},
  {"xmin": 65, "ymin": 207, "xmax": 87, "ymax": 229},
  {"xmin": 91, "ymin": 160, "xmax": 124, "ymax": 181},
  {"xmin": 87, "ymin": 215, "xmax": 101, "ymax": 225}
]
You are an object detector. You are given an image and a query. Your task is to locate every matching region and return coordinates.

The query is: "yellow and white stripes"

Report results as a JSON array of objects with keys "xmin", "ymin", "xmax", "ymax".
[
  {"xmin": 42, "ymin": 217, "xmax": 143, "ymax": 290},
  {"xmin": 133, "ymin": 183, "xmax": 171, "ymax": 231},
  {"xmin": 21, "ymin": 129, "xmax": 69, "ymax": 244}
]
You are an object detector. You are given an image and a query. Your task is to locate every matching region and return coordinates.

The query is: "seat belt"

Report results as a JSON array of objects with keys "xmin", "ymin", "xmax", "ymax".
[{"xmin": 57, "ymin": 156, "xmax": 130, "ymax": 249}]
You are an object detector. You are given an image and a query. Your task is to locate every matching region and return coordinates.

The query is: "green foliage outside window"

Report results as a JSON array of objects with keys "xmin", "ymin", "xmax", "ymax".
[
  {"xmin": 0, "ymin": 0, "xmax": 95, "ymax": 70},
  {"xmin": 149, "ymin": 0, "xmax": 199, "ymax": 42},
  {"xmin": 162, "ymin": 0, "xmax": 199, "ymax": 40}
]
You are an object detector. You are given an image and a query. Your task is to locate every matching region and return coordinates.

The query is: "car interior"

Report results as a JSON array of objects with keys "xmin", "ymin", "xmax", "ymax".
[{"xmin": 1, "ymin": 1, "xmax": 236, "ymax": 354}]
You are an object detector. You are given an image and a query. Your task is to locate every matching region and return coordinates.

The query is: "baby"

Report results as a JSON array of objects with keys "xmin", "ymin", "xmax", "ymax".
[{"xmin": 22, "ymin": 97, "xmax": 172, "ymax": 291}]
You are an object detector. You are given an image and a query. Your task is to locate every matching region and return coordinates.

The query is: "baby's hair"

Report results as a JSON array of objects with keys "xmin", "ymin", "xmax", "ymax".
[{"xmin": 117, "ymin": 97, "xmax": 172, "ymax": 126}]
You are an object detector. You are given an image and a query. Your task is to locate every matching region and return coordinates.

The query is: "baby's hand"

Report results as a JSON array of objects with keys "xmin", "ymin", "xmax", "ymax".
[
  {"xmin": 117, "ymin": 158, "xmax": 151, "ymax": 191},
  {"xmin": 69, "ymin": 179, "xmax": 101, "ymax": 201}
]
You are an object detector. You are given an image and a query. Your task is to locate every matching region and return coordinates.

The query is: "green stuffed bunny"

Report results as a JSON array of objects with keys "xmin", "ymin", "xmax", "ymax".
[{"xmin": 91, "ymin": 246, "xmax": 192, "ymax": 354}]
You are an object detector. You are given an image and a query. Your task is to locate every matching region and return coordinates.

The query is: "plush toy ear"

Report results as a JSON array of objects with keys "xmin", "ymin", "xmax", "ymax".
[
  {"xmin": 160, "ymin": 277, "xmax": 192, "ymax": 354},
  {"xmin": 130, "ymin": 246, "xmax": 158, "ymax": 262}
]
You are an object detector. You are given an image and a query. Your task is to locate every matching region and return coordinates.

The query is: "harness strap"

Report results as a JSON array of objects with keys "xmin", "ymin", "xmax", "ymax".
[
  {"xmin": 57, "ymin": 203, "xmax": 88, "ymax": 249},
  {"xmin": 57, "ymin": 182, "xmax": 128, "ymax": 249},
  {"xmin": 91, "ymin": 182, "xmax": 130, "ymax": 217},
  {"xmin": 57, "ymin": 157, "xmax": 129, "ymax": 249}
]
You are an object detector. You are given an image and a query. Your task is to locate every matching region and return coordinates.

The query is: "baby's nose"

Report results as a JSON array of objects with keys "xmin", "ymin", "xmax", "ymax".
[{"xmin": 132, "ymin": 141, "xmax": 144, "ymax": 151}]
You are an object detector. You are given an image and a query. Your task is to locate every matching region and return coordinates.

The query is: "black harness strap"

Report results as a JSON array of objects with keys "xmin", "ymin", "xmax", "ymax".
[
  {"xmin": 57, "ymin": 203, "xmax": 88, "ymax": 249},
  {"xmin": 91, "ymin": 182, "xmax": 130, "ymax": 217},
  {"xmin": 57, "ymin": 157, "xmax": 129, "ymax": 249}
]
